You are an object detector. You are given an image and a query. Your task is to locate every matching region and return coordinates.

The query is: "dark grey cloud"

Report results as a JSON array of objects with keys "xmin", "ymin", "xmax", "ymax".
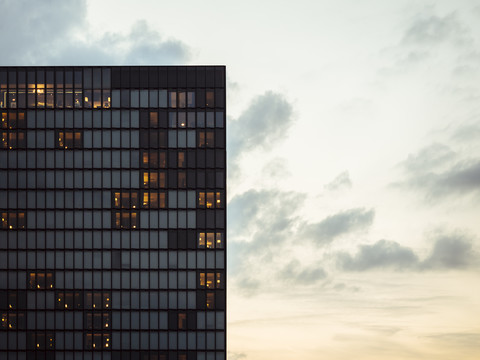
[
  {"xmin": 402, "ymin": 12, "xmax": 470, "ymax": 46},
  {"xmin": 324, "ymin": 171, "xmax": 352, "ymax": 191},
  {"xmin": 277, "ymin": 260, "xmax": 327, "ymax": 285},
  {"xmin": 337, "ymin": 233, "xmax": 477, "ymax": 272},
  {"xmin": 337, "ymin": 240, "xmax": 419, "ymax": 271},
  {"xmin": 0, "ymin": 0, "xmax": 190, "ymax": 66},
  {"xmin": 422, "ymin": 234, "xmax": 475, "ymax": 269},
  {"xmin": 400, "ymin": 159, "xmax": 480, "ymax": 199},
  {"xmin": 396, "ymin": 143, "xmax": 480, "ymax": 200},
  {"xmin": 301, "ymin": 208, "xmax": 375, "ymax": 245},
  {"xmin": 228, "ymin": 91, "xmax": 294, "ymax": 164}
]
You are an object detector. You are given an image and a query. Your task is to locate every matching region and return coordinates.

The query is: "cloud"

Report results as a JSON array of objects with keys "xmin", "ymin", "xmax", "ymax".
[
  {"xmin": 324, "ymin": 171, "xmax": 352, "ymax": 191},
  {"xmin": 228, "ymin": 91, "xmax": 294, "ymax": 164},
  {"xmin": 337, "ymin": 233, "xmax": 477, "ymax": 272},
  {"xmin": 337, "ymin": 240, "xmax": 419, "ymax": 271},
  {"xmin": 452, "ymin": 121, "xmax": 480, "ymax": 143},
  {"xmin": 277, "ymin": 260, "xmax": 327, "ymax": 286},
  {"xmin": 228, "ymin": 189, "xmax": 304, "ymax": 240},
  {"xmin": 228, "ymin": 189, "xmax": 305, "ymax": 276},
  {"xmin": 402, "ymin": 13, "xmax": 469, "ymax": 46},
  {"xmin": 401, "ymin": 143, "xmax": 456, "ymax": 174},
  {"xmin": 302, "ymin": 208, "xmax": 375, "ymax": 246},
  {"xmin": 228, "ymin": 352, "xmax": 247, "ymax": 360},
  {"xmin": 422, "ymin": 234, "xmax": 475, "ymax": 269},
  {"xmin": 0, "ymin": 0, "xmax": 190, "ymax": 66},
  {"xmin": 396, "ymin": 143, "xmax": 480, "ymax": 200}
]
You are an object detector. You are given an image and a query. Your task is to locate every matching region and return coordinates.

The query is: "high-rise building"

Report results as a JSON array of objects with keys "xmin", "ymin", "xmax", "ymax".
[{"xmin": 0, "ymin": 66, "xmax": 226, "ymax": 360}]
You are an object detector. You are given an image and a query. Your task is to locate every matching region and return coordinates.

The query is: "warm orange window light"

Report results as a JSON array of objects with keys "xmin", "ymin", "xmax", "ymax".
[
  {"xmin": 216, "ymin": 232, "xmax": 223, "ymax": 248},
  {"xmin": 131, "ymin": 192, "xmax": 138, "ymax": 208},
  {"xmin": 206, "ymin": 273, "xmax": 214, "ymax": 289},
  {"xmin": 206, "ymin": 130, "xmax": 214, "ymax": 147},
  {"xmin": 142, "ymin": 152, "xmax": 149, "ymax": 167},
  {"xmin": 206, "ymin": 192, "xmax": 214, "ymax": 208},
  {"xmin": 198, "ymin": 192, "xmax": 205, "ymax": 207},
  {"xmin": 150, "ymin": 111, "xmax": 158, "ymax": 127},
  {"xmin": 199, "ymin": 273, "xmax": 205, "ymax": 287},
  {"xmin": 159, "ymin": 192, "xmax": 166, "ymax": 208},
  {"xmin": 149, "ymin": 192, "xmax": 159, "ymax": 208},
  {"xmin": 143, "ymin": 192, "xmax": 149, "ymax": 207},
  {"xmin": 199, "ymin": 132, "xmax": 205, "ymax": 147},
  {"xmin": 178, "ymin": 313, "xmax": 187, "ymax": 329},
  {"xmin": 178, "ymin": 152, "xmax": 185, "ymax": 167},
  {"xmin": 1, "ymin": 112, "xmax": 7, "ymax": 128},
  {"xmin": 206, "ymin": 293, "xmax": 215, "ymax": 309},
  {"xmin": 114, "ymin": 192, "xmax": 120, "ymax": 208},
  {"xmin": 143, "ymin": 172, "xmax": 149, "ymax": 187},
  {"xmin": 206, "ymin": 233, "xmax": 214, "ymax": 249},
  {"xmin": 198, "ymin": 232, "xmax": 206, "ymax": 248}
]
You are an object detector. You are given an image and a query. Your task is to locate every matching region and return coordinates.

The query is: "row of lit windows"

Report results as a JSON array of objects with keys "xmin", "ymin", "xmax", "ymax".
[
  {"xmin": 21, "ymin": 272, "xmax": 224, "ymax": 292},
  {"xmin": 1, "ymin": 209, "xmax": 226, "ymax": 230},
  {"xmin": 0, "ymin": 88, "xmax": 225, "ymax": 111},
  {"xmin": 112, "ymin": 191, "xmax": 223, "ymax": 209},
  {"xmin": 1, "ymin": 110, "xmax": 225, "ymax": 130},
  {"xmin": 0, "ymin": 291, "xmax": 225, "ymax": 312},
  {"xmin": 0, "ymin": 291, "xmax": 224, "ymax": 313},
  {"xmin": 1, "ymin": 311, "xmax": 225, "ymax": 332},
  {"xmin": 1, "ymin": 190, "xmax": 223, "ymax": 210},
  {"xmin": 0, "ymin": 170, "xmax": 225, "ymax": 189},
  {"xmin": 0, "ymin": 230, "xmax": 223, "ymax": 250},
  {"xmin": 0, "ymin": 352, "xmax": 225, "ymax": 360},
  {"xmin": 1, "ymin": 129, "xmax": 222, "ymax": 149}
]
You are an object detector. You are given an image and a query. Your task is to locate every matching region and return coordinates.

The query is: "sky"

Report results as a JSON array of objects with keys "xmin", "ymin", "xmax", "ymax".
[{"xmin": 1, "ymin": 0, "xmax": 480, "ymax": 358}]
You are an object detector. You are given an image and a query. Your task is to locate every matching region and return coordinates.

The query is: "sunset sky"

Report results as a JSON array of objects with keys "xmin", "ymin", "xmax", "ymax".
[{"xmin": 1, "ymin": 0, "xmax": 480, "ymax": 358}]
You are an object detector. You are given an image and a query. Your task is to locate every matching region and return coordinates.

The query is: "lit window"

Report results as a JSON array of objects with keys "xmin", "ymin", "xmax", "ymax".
[
  {"xmin": 150, "ymin": 111, "xmax": 158, "ymax": 127},
  {"xmin": 206, "ymin": 192, "xmax": 214, "ymax": 208},
  {"xmin": 206, "ymin": 90, "xmax": 215, "ymax": 108},
  {"xmin": 169, "ymin": 91, "xmax": 177, "ymax": 108},
  {"xmin": 198, "ymin": 192, "xmax": 205, "ymax": 207},
  {"xmin": 206, "ymin": 273, "xmax": 214, "ymax": 289},
  {"xmin": 58, "ymin": 131, "xmax": 82, "ymax": 149},
  {"xmin": 206, "ymin": 293, "xmax": 215, "ymax": 309},
  {"xmin": 216, "ymin": 232, "xmax": 224, "ymax": 249},
  {"xmin": 150, "ymin": 192, "xmax": 159, "ymax": 208},
  {"xmin": 113, "ymin": 192, "xmax": 120, "ymax": 208},
  {"xmin": 93, "ymin": 89, "xmax": 102, "ymax": 108},
  {"xmin": 121, "ymin": 192, "xmax": 130, "ymax": 208},
  {"xmin": 199, "ymin": 233, "xmax": 206, "ymax": 248},
  {"xmin": 205, "ymin": 233, "xmax": 214, "ymax": 248},
  {"xmin": 1, "ymin": 112, "xmax": 6, "ymax": 128},
  {"xmin": 178, "ymin": 313, "xmax": 187, "ymax": 329},
  {"xmin": 178, "ymin": 152, "xmax": 186, "ymax": 167}
]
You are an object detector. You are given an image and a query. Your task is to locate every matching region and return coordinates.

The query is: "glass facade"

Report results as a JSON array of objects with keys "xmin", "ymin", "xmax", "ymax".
[{"xmin": 0, "ymin": 66, "xmax": 226, "ymax": 360}]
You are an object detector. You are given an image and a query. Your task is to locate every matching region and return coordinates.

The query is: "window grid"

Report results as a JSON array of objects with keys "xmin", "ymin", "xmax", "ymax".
[{"xmin": 0, "ymin": 66, "xmax": 226, "ymax": 359}]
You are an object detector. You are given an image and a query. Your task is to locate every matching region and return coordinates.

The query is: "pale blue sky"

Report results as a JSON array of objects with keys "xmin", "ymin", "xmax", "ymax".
[{"xmin": 1, "ymin": 0, "xmax": 480, "ymax": 358}]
